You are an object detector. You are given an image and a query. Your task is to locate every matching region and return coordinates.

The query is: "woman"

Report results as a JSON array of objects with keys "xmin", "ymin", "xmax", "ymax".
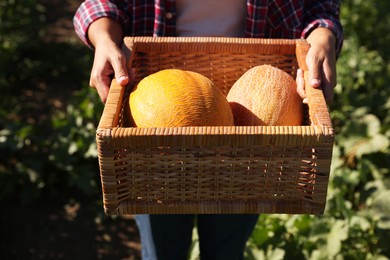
[{"xmin": 73, "ymin": 1, "xmax": 343, "ymax": 259}]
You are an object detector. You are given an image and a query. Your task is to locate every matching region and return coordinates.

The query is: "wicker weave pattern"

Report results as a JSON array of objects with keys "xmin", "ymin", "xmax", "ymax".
[{"xmin": 96, "ymin": 37, "xmax": 334, "ymax": 215}]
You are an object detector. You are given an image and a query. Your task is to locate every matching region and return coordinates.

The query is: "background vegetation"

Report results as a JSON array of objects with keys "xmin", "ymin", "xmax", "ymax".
[{"xmin": 0, "ymin": 0, "xmax": 389, "ymax": 259}]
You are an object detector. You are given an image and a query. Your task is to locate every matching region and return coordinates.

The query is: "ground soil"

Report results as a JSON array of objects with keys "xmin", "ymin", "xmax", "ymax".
[{"xmin": 0, "ymin": 1, "xmax": 142, "ymax": 259}]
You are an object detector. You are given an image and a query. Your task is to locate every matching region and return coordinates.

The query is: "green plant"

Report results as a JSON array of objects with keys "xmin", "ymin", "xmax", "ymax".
[
  {"xmin": 243, "ymin": 0, "xmax": 390, "ymax": 258},
  {"xmin": 0, "ymin": 0, "xmax": 101, "ymax": 203}
]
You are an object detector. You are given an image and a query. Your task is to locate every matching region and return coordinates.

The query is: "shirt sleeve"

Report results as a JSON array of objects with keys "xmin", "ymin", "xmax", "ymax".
[
  {"xmin": 301, "ymin": 0, "xmax": 343, "ymax": 56},
  {"xmin": 73, "ymin": 0, "xmax": 131, "ymax": 48}
]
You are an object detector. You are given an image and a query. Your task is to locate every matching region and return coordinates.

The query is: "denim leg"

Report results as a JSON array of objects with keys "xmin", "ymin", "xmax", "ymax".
[
  {"xmin": 149, "ymin": 214, "xmax": 195, "ymax": 260},
  {"xmin": 134, "ymin": 214, "xmax": 157, "ymax": 260},
  {"xmin": 197, "ymin": 214, "xmax": 259, "ymax": 260}
]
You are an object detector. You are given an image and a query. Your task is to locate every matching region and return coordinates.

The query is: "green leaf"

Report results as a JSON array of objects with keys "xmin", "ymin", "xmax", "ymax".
[
  {"xmin": 350, "ymin": 216, "xmax": 371, "ymax": 231},
  {"xmin": 363, "ymin": 114, "xmax": 381, "ymax": 137},
  {"xmin": 326, "ymin": 220, "xmax": 349, "ymax": 258},
  {"xmin": 355, "ymin": 135, "xmax": 390, "ymax": 158},
  {"xmin": 372, "ymin": 190, "xmax": 390, "ymax": 216},
  {"xmin": 68, "ymin": 142, "xmax": 78, "ymax": 155},
  {"xmin": 265, "ymin": 248, "xmax": 285, "ymax": 260},
  {"xmin": 251, "ymin": 225, "xmax": 271, "ymax": 246},
  {"xmin": 371, "ymin": 190, "xmax": 390, "ymax": 230},
  {"xmin": 330, "ymin": 145, "xmax": 344, "ymax": 171}
]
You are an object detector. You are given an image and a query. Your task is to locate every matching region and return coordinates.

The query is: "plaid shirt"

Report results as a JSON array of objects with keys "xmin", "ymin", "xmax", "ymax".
[{"xmin": 73, "ymin": 0, "xmax": 343, "ymax": 53}]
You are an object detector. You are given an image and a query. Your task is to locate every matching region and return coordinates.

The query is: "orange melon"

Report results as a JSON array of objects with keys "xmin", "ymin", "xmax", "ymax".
[
  {"xmin": 226, "ymin": 65, "xmax": 303, "ymax": 126},
  {"xmin": 129, "ymin": 69, "xmax": 234, "ymax": 127}
]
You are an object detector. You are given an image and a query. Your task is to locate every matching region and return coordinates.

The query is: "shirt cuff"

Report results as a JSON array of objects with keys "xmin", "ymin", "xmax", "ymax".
[{"xmin": 73, "ymin": 0, "xmax": 129, "ymax": 48}]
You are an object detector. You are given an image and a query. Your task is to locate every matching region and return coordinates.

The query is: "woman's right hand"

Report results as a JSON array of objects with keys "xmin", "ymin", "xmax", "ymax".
[{"xmin": 88, "ymin": 18, "xmax": 129, "ymax": 103}]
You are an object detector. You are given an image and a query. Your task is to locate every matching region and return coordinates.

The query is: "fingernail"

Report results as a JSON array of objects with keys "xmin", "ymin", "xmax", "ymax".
[
  {"xmin": 118, "ymin": 75, "xmax": 128, "ymax": 83},
  {"xmin": 311, "ymin": 79, "xmax": 321, "ymax": 87}
]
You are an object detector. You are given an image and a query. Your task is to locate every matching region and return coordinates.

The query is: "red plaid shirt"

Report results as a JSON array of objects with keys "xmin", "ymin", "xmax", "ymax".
[{"xmin": 73, "ymin": 0, "xmax": 343, "ymax": 53}]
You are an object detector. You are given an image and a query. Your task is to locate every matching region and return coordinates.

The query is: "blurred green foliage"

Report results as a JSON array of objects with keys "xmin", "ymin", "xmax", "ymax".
[
  {"xmin": 0, "ymin": 0, "xmax": 102, "ymax": 203},
  {"xmin": 0, "ymin": 0, "xmax": 389, "ymax": 259},
  {"xmin": 243, "ymin": 0, "xmax": 390, "ymax": 259}
]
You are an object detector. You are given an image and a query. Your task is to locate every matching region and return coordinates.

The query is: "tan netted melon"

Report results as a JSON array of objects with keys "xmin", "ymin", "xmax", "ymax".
[
  {"xmin": 226, "ymin": 65, "xmax": 303, "ymax": 126},
  {"xmin": 129, "ymin": 69, "xmax": 234, "ymax": 127}
]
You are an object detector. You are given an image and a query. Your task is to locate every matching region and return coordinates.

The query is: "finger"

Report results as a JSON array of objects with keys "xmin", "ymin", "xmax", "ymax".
[
  {"xmin": 95, "ymin": 80, "xmax": 110, "ymax": 103},
  {"xmin": 321, "ymin": 60, "xmax": 336, "ymax": 104},
  {"xmin": 111, "ymin": 53, "xmax": 129, "ymax": 86},
  {"xmin": 90, "ymin": 72, "xmax": 112, "ymax": 103},
  {"xmin": 89, "ymin": 64, "xmax": 114, "ymax": 88},
  {"xmin": 295, "ymin": 69, "xmax": 307, "ymax": 103},
  {"xmin": 306, "ymin": 53, "xmax": 322, "ymax": 88}
]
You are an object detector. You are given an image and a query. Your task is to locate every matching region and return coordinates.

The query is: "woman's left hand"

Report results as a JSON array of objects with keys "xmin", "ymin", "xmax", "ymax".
[{"xmin": 296, "ymin": 27, "xmax": 337, "ymax": 104}]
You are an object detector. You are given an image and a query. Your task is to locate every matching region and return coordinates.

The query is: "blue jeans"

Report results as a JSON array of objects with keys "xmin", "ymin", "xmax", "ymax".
[{"xmin": 135, "ymin": 214, "xmax": 259, "ymax": 260}]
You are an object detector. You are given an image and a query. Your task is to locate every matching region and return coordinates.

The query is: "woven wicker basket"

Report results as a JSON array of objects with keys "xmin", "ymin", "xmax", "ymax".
[{"xmin": 96, "ymin": 37, "xmax": 334, "ymax": 215}]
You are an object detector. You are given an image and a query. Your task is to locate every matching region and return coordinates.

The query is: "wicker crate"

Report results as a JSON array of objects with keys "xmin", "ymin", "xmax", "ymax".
[{"xmin": 96, "ymin": 37, "xmax": 334, "ymax": 215}]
